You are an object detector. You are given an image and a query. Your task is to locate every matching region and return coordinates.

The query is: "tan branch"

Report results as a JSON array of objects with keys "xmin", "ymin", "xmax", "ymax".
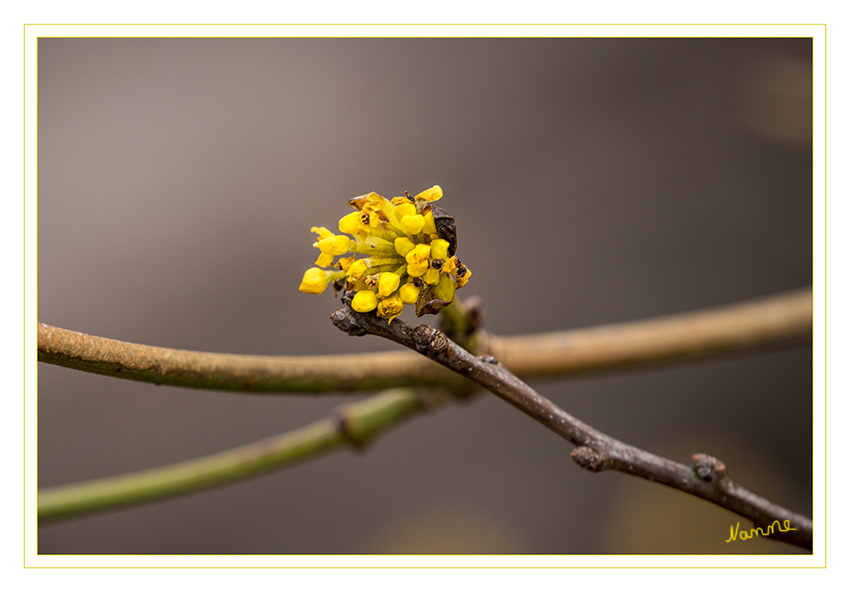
[{"xmin": 37, "ymin": 288, "xmax": 812, "ymax": 393}]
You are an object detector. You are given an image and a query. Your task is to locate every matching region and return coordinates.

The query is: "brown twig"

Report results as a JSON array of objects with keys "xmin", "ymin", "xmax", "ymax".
[
  {"xmin": 330, "ymin": 300, "xmax": 813, "ymax": 550},
  {"xmin": 37, "ymin": 288, "xmax": 812, "ymax": 393}
]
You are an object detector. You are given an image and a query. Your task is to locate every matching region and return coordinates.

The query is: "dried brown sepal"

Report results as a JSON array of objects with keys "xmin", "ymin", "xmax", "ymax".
[
  {"xmin": 430, "ymin": 206, "xmax": 457, "ymax": 256},
  {"xmin": 347, "ymin": 194, "xmax": 370, "ymax": 210}
]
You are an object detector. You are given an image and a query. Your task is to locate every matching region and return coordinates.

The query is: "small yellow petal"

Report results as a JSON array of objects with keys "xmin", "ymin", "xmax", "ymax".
[
  {"xmin": 299, "ymin": 268, "xmax": 328, "ymax": 294},
  {"xmin": 394, "ymin": 237, "xmax": 416, "ymax": 257},
  {"xmin": 415, "ymin": 185, "xmax": 443, "ymax": 202},
  {"xmin": 406, "ymin": 260, "xmax": 429, "ymax": 278},
  {"xmin": 310, "ymin": 226, "xmax": 334, "ymax": 240},
  {"xmin": 424, "ymin": 267, "xmax": 440, "ymax": 285},
  {"xmin": 441, "ymin": 256, "xmax": 457, "ymax": 275},
  {"xmin": 399, "ymin": 282, "xmax": 420, "ymax": 304},
  {"xmin": 393, "ymin": 202, "xmax": 417, "ymax": 220},
  {"xmin": 378, "ymin": 272, "xmax": 401, "ymax": 298},
  {"xmin": 399, "ymin": 214, "xmax": 426, "ymax": 235},
  {"xmin": 422, "ymin": 211, "xmax": 437, "ymax": 234},
  {"xmin": 315, "ymin": 252, "xmax": 334, "ymax": 267},
  {"xmin": 351, "ymin": 290, "xmax": 378, "ymax": 312},
  {"xmin": 430, "ymin": 238, "xmax": 450, "ymax": 261},
  {"xmin": 405, "ymin": 243, "xmax": 431, "ymax": 263},
  {"xmin": 337, "ymin": 255, "xmax": 355, "ymax": 272},
  {"xmin": 391, "ymin": 196, "xmax": 412, "ymax": 205},
  {"xmin": 405, "ymin": 244, "xmax": 431, "ymax": 277},
  {"xmin": 456, "ymin": 267, "xmax": 472, "ymax": 288}
]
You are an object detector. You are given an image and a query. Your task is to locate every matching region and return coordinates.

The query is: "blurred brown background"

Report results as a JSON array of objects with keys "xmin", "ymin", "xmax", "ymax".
[{"xmin": 37, "ymin": 37, "xmax": 813, "ymax": 554}]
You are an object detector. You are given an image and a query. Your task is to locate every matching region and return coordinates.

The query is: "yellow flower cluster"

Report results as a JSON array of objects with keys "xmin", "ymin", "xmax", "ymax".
[{"xmin": 299, "ymin": 186, "xmax": 471, "ymax": 322}]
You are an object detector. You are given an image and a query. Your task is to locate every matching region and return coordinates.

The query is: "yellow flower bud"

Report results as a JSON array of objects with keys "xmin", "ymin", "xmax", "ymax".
[
  {"xmin": 399, "ymin": 282, "xmax": 420, "ymax": 304},
  {"xmin": 399, "ymin": 214, "xmax": 426, "ymax": 235},
  {"xmin": 338, "ymin": 211, "xmax": 361, "ymax": 235},
  {"xmin": 394, "ymin": 237, "xmax": 415, "ymax": 257},
  {"xmin": 378, "ymin": 272, "xmax": 401, "ymax": 298},
  {"xmin": 351, "ymin": 290, "xmax": 378, "ymax": 312},
  {"xmin": 430, "ymin": 238, "xmax": 450, "ymax": 261},
  {"xmin": 317, "ymin": 235, "xmax": 351, "ymax": 255},
  {"xmin": 415, "ymin": 185, "xmax": 443, "ymax": 202},
  {"xmin": 299, "ymin": 267, "xmax": 329, "ymax": 294}
]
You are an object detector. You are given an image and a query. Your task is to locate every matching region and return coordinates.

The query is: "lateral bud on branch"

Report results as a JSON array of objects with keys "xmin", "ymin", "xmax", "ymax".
[
  {"xmin": 692, "ymin": 453, "xmax": 727, "ymax": 482},
  {"xmin": 413, "ymin": 325, "xmax": 450, "ymax": 356},
  {"xmin": 571, "ymin": 446, "xmax": 603, "ymax": 472}
]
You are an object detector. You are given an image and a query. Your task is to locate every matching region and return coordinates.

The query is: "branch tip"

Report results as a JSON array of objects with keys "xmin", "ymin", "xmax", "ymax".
[{"xmin": 329, "ymin": 309, "xmax": 368, "ymax": 337}]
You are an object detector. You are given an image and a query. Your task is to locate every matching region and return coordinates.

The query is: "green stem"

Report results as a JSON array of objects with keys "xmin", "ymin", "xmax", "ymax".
[
  {"xmin": 348, "ymin": 241, "xmax": 397, "ymax": 256},
  {"xmin": 38, "ymin": 389, "xmax": 424, "ymax": 523}
]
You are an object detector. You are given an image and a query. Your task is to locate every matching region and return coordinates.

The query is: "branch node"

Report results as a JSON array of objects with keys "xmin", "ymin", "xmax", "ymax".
[
  {"xmin": 334, "ymin": 406, "xmax": 371, "ymax": 449},
  {"xmin": 413, "ymin": 325, "xmax": 450, "ymax": 356},
  {"xmin": 692, "ymin": 453, "xmax": 727, "ymax": 482},
  {"xmin": 571, "ymin": 446, "xmax": 603, "ymax": 472},
  {"xmin": 479, "ymin": 355, "xmax": 499, "ymax": 365}
]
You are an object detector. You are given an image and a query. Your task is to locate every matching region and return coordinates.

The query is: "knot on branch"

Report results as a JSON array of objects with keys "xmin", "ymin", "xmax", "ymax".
[
  {"xmin": 692, "ymin": 453, "xmax": 727, "ymax": 482},
  {"xmin": 413, "ymin": 325, "xmax": 450, "ymax": 356},
  {"xmin": 334, "ymin": 406, "xmax": 371, "ymax": 449},
  {"xmin": 571, "ymin": 446, "xmax": 603, "ymax": 472}
]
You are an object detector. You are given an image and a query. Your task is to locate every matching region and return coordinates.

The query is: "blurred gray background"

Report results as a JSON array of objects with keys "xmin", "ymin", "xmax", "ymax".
[{"xmin": 37, "ymin": 37, "xmax": 813, "ymax": 554}]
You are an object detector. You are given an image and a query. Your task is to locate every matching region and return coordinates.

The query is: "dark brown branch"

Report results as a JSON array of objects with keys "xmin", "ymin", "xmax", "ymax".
[
  {"xmin": 37, "ymin": 288, "xmax": 813, "ymax": 393},
  {"xmin": 330, "ymin": 302, "xmax": 813, "ymax": 550}
]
